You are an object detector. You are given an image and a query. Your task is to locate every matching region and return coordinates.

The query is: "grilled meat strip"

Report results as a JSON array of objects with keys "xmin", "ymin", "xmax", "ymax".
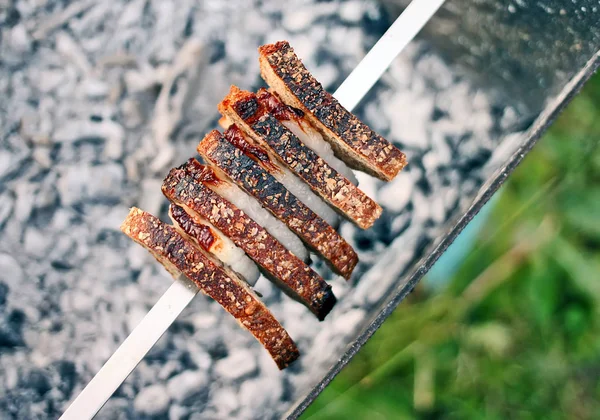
[
  {"xmin": 219, "ymin": 86, "xmax": 382, "ymax": 229},
  {"xmin": 197, "ymin": 129, "xmax": 358, "ymax": 279},
  {"xmin": 121, "ymin": 207, "xmax": 299, "ymax": 369},
  {"xmin": 161, "ymin": 159, "xmax": 336, "ymax": 320},
  {"xmin": 168, "ymin": 203, "xmax": 261, "ymax": 286},
  {"xmin": 258, "ymin": 41, "xmax": 407, "ymax": 181}
]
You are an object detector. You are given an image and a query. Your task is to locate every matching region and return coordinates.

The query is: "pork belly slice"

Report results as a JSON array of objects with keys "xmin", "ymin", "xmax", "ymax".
[
  {"xmin": 258, "ymin": 41, "xmax": 407, "ymax": 181},
  {"xmin": 219, "ymin": 86, "xmax": 382, "ymax": 229},
  {"xmin": 260, "ymin": 88, "xmax": 357, "ymax": 185},
  {"xmin": 121, "ymin": 207, "xmax": 299, "ymax": 369},
  {"xmin": 198, "ymin": 130, "xmax": 358, "ymax": 280},
  {"xmin": 215, "ymin": 126, "xmax": 340, "ymax": 228},
  {"xmin": 213, "ymin": 123, "xmax": 338, "ymax": 228},
  {"xmin": 162, "ymin": 160, "xmax": 336, "ymax": 320},
  {"xmin": 171, "ymin": 157, "xmax": 308, "ymax": 262},
  {"xmin": 168, "ymin": 203, "xmax": 260, "ymax": 286}
]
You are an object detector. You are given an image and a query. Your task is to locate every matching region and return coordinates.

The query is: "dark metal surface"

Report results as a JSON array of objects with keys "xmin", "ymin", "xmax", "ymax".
[{"xmin": 383, "ymin": 0, "xmax": 600, "ymax": 114}]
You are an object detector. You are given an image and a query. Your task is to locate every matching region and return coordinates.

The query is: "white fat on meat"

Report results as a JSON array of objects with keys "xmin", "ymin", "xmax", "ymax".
[
  {"xmin": 268, "ymin": 160, "xmax": 339, "ymax": 227},
  {"xmin": 210, "ymin": 178, "xmax": 309, "ymax": 262},
  {"xmin": 281, "ymin": 119, "xmax": 359, "ymax": 185},
  {"xmin": 169, "ymin": 205, "xmax": 260, "ymax": 286},
  {"xmin": 199, "ymin": 220, "xmax": 260, "ymax": 287}
]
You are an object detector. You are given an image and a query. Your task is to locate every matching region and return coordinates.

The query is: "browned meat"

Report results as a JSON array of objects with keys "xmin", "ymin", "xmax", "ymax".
[
  {"xmin": 161, "ymin": 160, "xmax": 337, "ymax": 320},
  {"xmin": 219, "ymin": 86, "xmax": 382, "ymax": 229},
  {"xmin": 121, "ymin": 207, "xmax": 299, "ymax": 369},
  {"xmin": 198, "ymin": 129, "xmax": 358, "ymax": 279},
  {"xmin": 258, "ymin": 41, "xmax": 407, "ymax": 181}
]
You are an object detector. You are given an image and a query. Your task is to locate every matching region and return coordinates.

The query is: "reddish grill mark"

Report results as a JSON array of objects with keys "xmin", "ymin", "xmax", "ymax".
[
  {"xmin": 256, "ymin": 88, "xmax": 304, "ymax": 121},
  {"xmin": 224, "ymin": 126, "xmax": 280, "ymax": 173},
  {"xmin": 184, "ymin": 158, "xmax": 221, "ymax": 185},
  {"xmin": 170, "ymin": 204, "xmax": 215, "ymax": 251}
]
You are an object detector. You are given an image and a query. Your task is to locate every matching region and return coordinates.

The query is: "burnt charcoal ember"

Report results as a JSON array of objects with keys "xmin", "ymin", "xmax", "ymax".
[
  {"xmin": 166, "ymin": 370, "xmax": 209, "ymax": 405},
  {"xmin": 96, "ymin": 397, "xmax": 132, "ymax": 420},
  {"xmin": 0, "ymin": 389, "xmax": 45, "ymax": 419},
  {"xmin": 20, "ymin": 368, "xmax": 52, "ymax": 397},
  {"xmin": 214, "ymin": 349, "xmax": 258, "ymax": 381},
  {"xmin": 49, "ymin": 360, "xmax": 78, "ymax": 397},
  {"xmin": 0, "ymin": 309, "xmax": 26, "ymax": 349},
  {"xmin": 133, "ymin": 384, "xmax": 170, "ymax": 416},
  {"xmin": 0, "ymin": 282, "xmax": 8, "ymax": 306},
  {"xmin": 0, "ymin": 191, "xmax": 15, "ymax": 231}
]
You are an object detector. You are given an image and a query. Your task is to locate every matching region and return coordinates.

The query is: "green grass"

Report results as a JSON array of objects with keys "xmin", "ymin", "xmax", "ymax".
[{"xmin": 303, "ymin": 73, "xmax": 600, "ymax": 420}]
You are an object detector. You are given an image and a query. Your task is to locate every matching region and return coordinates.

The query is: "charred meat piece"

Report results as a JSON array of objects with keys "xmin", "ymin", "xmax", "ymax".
[
  {"xmin": 222, "ymin": 124, "xmax": 339, "ymax": 227},
  {"xmin": 168, "ymin": 203, "xmax": 260, "ymax": 286},
  {"xmin": 202, "ymin": 163, "xmax": 309, "ymax": 263},
  {"xmin": 258, "ymin": 41, "xmax": 407, "ymax": 181},
  {"xmin": 162, "ymin": 160, "xmax": 336, "ymax": 320},
  {"xmin": 219, "ymin": 86, "xmax": 382, "ymax": 229},
  {"xmin": 169, "ymin": 158, "xmax": 308, "ymax": 262},
  {"xmin": 259, "ymin": 87, "xmax": 357, "ymax": 185},
  {"xmin": 121, "ymin": 207, "xmax": 299, "ymax": 369},
  {"xmin": 198, "ymin": 130, "xmax": 358, "ymax": 279}
]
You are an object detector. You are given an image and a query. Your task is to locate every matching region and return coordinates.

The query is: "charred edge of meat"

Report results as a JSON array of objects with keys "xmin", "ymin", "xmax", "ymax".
[
  {"xmin": 176, "ymin": 157, "xmax": 223, "ymax": 185},
  {"xmin": 199, "ymin": 132, "xmax": 358, "ymax": 279},
  {"xmin": 224, "ymin": 125, "xmax": 281, "ymax": 173},
  {"xmin": 256, "ymin": 88, "xmax": 304, "ymax": 121},
  {"xmin": 258, "ymin": 41, "xmax": 407, "ymax": 180},
  {"xmin": 121, "ymin": 207, "xmax": 300, "ymax": 369},
  {"xmin": 161, "ymin": 163, "xmax": 337, "ymax": 320}
]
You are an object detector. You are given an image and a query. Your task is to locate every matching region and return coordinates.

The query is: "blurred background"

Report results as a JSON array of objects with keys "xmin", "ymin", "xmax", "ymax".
[
  {"xmin": 305, "ymin": 74, "xmax": 600, "ymax": 419},
  {"xmin": 1, "ymin": 0, "xmax": 598, "ymax": 418}
]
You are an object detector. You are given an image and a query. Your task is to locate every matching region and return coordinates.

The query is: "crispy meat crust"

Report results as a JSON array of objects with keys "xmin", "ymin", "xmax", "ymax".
[
  {"xmin": 161, "ymin": 160, "xmax": 336, "ymax": 320},
  {"xmin": 198, "ymin": 130, "xmax": 358, "ymax": 279},
  {"xmin": 219, "ymin": 86, "xmax": 382, "ymax": 230},
  {"xmin": 121, "ymin": 207, "xmax": 299, "ymax": 369},
  {"xmin": 258, "ymin": 41, "xmax": 407, "ymax": 181}
]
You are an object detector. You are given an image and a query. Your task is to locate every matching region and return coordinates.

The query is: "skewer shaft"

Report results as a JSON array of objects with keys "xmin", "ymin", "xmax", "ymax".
[
  {"xmin": 334, "ymin": 0, "xmax": 446, "ymax": 111},
  {"xmin": 60, "ymin": 276, "xmax": 199, "ymax": 420}
]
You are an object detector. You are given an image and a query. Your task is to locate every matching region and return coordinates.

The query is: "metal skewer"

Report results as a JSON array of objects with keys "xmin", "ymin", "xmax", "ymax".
[
  {"xmin": 60, "ymin": 276, "xmax": 199, "ymax": 419},
  {"xmin": 60, "ymin": 1, "xmax": 446, "ymax": 418},
  {"xmin": 335, "ymin": 0, "xmax": 446, "ymax": 110}
]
